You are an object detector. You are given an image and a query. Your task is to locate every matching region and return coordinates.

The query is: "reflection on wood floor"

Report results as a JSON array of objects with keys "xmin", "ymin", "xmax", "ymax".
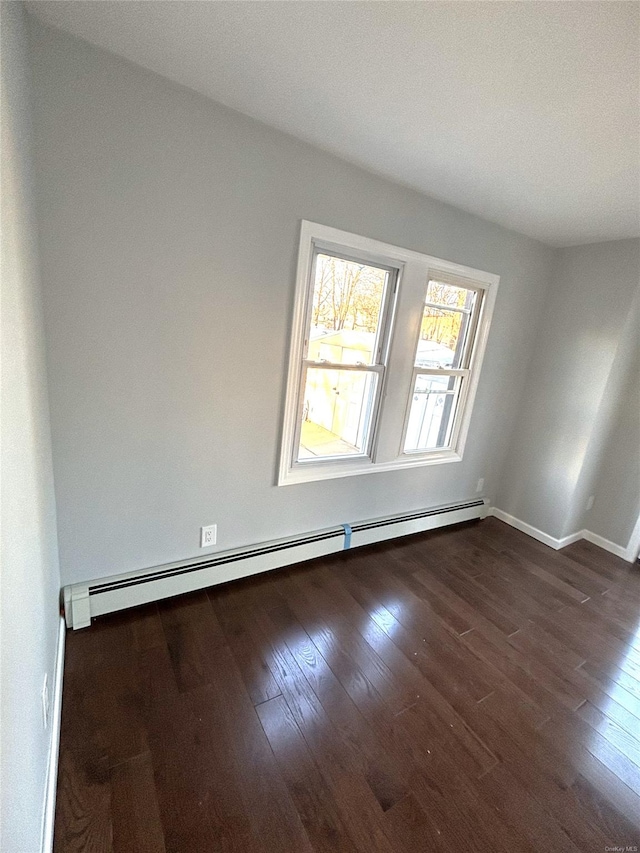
[{"xmin": 54, "ymin": 517, "xmax": 640, "ymax": 852}]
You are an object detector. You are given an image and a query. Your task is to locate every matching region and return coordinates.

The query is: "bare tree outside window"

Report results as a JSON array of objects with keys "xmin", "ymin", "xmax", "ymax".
[{"xmin": 311, "ymin": 254, "xmax": 386, "ymax": 334}]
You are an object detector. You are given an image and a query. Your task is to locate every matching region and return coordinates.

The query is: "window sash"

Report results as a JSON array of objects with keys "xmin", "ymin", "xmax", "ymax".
[
  {"xmin": 292, "ymin": 362, "xmax": 385, "ymax": 465},
  {"xmin": 401, "ymin": 370, "xmax": 467, "ymax": 454},
  {"xmin": 303, "ymin": 361, "xmax": 385, "ymax": 373},
  {"xmin": 423, "ymin": 300, "xmax": 473, "ymax": 315},
  {"xmin": 401, "ymin": 279, "xmax": 484, "ymax": 455},
  {"xmin": 417, "ymin": 284, "xmax": 483, "ymax": 372},
  {"xmin": 303, "ymin": 248, "xmax": 397, "ymax": 367}
]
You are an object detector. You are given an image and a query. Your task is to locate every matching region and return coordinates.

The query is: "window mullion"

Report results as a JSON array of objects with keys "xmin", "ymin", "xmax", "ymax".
[{"xmin": 370, "ymin": 259, "xmax": 428, "ymax": 463}]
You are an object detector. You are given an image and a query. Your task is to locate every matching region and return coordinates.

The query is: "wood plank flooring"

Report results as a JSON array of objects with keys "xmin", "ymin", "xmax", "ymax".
[{"xmin": 54, "ymin": 518, "xmax": 640, "ymax": 852}]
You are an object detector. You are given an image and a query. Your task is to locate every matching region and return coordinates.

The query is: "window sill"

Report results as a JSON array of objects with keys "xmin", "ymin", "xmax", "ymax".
[{"xmin": 277, "ymin": 449, "xmax": 462, "ymax": 486}]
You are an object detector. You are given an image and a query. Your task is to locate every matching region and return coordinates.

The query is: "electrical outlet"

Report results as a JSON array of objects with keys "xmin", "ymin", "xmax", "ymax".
[
  {"xmin": 476, "ymin": 478, "xmax": 485, "ymax": 493},
  {"xmin": 586, "ymin": 495, "xmax": 595, "ymax": 511},
  {"xmin": 41, "ymin": 674, "xmax": 50, "ymax": 730},
  {"xmin": 200, "ymin": 524, "xmax": 217, "ymax": 548}
]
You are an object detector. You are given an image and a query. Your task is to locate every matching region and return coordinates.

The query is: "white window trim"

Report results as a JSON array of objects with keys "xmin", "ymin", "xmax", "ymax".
[{"xmin": 278, "ymin": 221, "xmax": 499, "ymax": 486}]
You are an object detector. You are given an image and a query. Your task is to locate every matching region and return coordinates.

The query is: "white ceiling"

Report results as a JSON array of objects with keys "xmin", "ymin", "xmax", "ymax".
[{"xmin": 27, "ymin": 1, "xmax": 639, "ymax": 247}]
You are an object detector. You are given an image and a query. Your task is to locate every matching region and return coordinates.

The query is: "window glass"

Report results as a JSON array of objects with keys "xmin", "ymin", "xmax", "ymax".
[
  {"xmin": 298, "ymin": 368, "xmax": 378, "ymax": 460},
  {"xmin": 426, "ymin": 280, "xmax": 473, "ymax": 310},
  {"xmin": 404, "ymin": 374, "xmax": 462, "ymax": 452},
  {"xmin": 416, "ymin": 281, "xmax": 477, "ymax": 369},
  {"xmin": 308, "ymin": 254, "xmax": 388, "ymax": 366}
]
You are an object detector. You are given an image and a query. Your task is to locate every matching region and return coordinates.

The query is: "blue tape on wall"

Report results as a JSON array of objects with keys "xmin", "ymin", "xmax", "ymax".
[{"xmin": 342, "ymin": 523, "xmax": 352, "ymax": 549}]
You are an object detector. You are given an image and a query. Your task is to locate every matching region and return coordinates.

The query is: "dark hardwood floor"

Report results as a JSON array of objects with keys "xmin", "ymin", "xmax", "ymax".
[{"xmin": 54, "ymin": 517, "xmax": 640, "ymax": 852}]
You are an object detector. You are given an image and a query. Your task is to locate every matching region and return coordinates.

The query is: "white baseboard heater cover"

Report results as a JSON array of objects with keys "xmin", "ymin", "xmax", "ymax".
[{"xmin": 63, "ymin": 498, "xmax": 486, "ymax": 629}]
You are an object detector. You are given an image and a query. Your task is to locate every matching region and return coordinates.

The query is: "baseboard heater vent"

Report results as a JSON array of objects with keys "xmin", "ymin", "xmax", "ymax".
[{"xmin": 64, "ymin": 498, "xmax": 486, "ymax": 629}]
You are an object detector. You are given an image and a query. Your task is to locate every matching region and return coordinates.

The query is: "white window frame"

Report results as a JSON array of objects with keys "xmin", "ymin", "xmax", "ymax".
[{"xmin": 278, "ymin": 221, "xmax": 499, "ymax": 486}]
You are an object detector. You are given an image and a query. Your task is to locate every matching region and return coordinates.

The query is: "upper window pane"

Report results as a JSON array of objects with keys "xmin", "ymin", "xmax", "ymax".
[
  {"xmin": 415, "ymin": 280, "xmax": 477, "ymax": 369},
  {"xmin": 308, "ymin": 254, "xmax": 388, "ymax": 366}
]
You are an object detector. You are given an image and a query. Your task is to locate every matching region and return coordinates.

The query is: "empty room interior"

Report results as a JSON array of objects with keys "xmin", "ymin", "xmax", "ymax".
[{"xmin": 2, "ymin": 1, "xmax": 640, "ymax": 851}]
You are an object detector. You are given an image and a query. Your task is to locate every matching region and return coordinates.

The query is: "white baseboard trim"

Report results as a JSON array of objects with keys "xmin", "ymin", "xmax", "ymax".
[
  {"xmin": 487, "ymin": 507, "xmax": 581, "ymax": 550},
  {"xmin": 41, "ymin": 616, "xmax": 65, "ymax": 853},
  {"xmin": 488, "ymin": 508, "xmax": 636, "ymax": 562},
  {"xmin": 581, "ymin": 529, "xmax": 630, "ymax": 561},
  {"xmin": 555, "ymin": 530, "xmax": 586, "ymax": 549}
]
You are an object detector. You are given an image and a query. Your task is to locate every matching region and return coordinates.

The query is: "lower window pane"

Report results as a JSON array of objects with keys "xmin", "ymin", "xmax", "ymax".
[
  {"xmin": 404, "ymin": 375, "xmax": 461, "ymax": 452},
  {"xmin": 298, "ymin": 368, "xmax": 378, "ymax": 460}
]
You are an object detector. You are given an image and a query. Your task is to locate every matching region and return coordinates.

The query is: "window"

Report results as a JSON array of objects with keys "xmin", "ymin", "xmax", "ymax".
[{"xmin": 279, "ymin": 222, "xmax": 498, "ymax": 485}]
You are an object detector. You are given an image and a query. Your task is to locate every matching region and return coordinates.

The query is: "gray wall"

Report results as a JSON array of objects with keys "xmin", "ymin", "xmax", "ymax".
[
  {"xmin": 0, "ymin": 4, "xmax": 61, "ymax": 851},
  {"xmin": 584, "ymin": 289, "xmax": 640, "ymax": 546},
  {"xmin": 497, "ymin": 238, "xmax": 640, "ymax": 544},
  {"xmin": 28, "ymin": 20, "xmax": 556, "ymax": 587}
]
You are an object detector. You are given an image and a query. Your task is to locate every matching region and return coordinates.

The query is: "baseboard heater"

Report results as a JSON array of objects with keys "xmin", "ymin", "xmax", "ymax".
[{"xmin": 63, "ymin": 498, "xmax": 486, "ymax": 629}]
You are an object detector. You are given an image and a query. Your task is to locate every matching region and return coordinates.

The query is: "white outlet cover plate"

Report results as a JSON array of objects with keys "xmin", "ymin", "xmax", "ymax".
[{"xmin": 200, "ymin": 524, "xmax": 217, "ymax": 548}]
